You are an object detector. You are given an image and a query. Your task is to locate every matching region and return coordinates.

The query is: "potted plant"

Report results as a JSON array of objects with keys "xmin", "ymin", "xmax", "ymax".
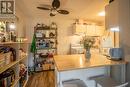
[{"xmin": 82, "ymin": 36, "xmax": 95, "ymax": 59}]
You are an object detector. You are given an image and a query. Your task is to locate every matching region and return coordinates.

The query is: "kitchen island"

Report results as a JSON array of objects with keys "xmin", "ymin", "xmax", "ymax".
[{"xmin": 54, "ymin": 54, "xmax": 127, "ymax": 87}]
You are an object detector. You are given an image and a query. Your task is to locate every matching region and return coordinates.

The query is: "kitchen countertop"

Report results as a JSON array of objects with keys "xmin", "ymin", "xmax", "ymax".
[{"xmin": 54, "ymin": 54, "xmax": 127, "ymax": 72}]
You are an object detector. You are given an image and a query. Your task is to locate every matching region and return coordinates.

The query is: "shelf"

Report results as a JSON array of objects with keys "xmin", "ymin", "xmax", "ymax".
[
  {"xmin": 35, "ymin": 68, "xmax": 54, "ymax": 72},
  {"xmin": 0, "ymin": 42, "xmax": 29, "ymax": 45},
  {"xmin": 0, "ymin": 25, "xmax": 29, "ymax": 87},
  {"xmin": 37, "ymin": 47, "xmax": 57, "ymax": 50},
  {"xmin": 10, "ymin": 77, "xmax": 21, "ymax": 87},
  {"xmin": 0, "ymin": 55, "xmax": 27, "ymax": 74},
  {"xmin": 42, "ymin": 69, "xmax": 55, "ymax": 71},
  {"xmin": 36, "ymin": 27, "xmax": 57, "ymax": 30},
  {"xmin": 36, "ymin": 37, "xmax": 56, "ymax": 39},
  {"xmin": 35, "ymin": 67, "xmax": 43, "ymax": 72},
  {"xmin": 35, "ymin": 57, "xmax": 48, "ymax": 59}
]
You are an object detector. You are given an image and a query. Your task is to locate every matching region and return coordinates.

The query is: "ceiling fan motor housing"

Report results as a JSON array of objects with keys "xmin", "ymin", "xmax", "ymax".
[{"xmin": 52, "ymin": 0, "xmax": 60, "ymax": 9}]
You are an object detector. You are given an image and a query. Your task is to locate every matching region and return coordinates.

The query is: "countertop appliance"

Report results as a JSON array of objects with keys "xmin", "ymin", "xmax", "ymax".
[
  {"xmin": 109, "ymin": 48, "xmax": 123, "ymax": 60},
  {"xmin": 70, "ymin": 44, "xmax": 84, "ymax": 54}
]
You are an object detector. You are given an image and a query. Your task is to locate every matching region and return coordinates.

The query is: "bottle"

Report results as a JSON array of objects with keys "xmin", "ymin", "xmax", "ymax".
[
  {"xmin": 2, "ymin": 36, "xmax": 6, "ymax": 42},
  {"xmin": 13, "ymin": 35, "xmax": 16, "ymax": 42},
  {"xmin": 46, "ymin": 31, "xmax": 49, "ymax": 37},
  {"xmin": 10, "ymin": 32, "xmax": 13, "ymax": 41},
  {"xmin": 51, "ymin": 22, "xmax": 57, "ymax": 29}
]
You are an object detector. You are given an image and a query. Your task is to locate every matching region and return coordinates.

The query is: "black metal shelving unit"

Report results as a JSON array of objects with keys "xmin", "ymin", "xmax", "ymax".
[{"xmin": 33, "ymin": 24, "xmax": 57, "ymax": 72}]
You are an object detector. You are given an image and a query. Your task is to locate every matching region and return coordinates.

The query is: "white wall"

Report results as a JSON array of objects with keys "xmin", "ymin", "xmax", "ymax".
[
  {"xmin": 118, "ymin": 0, "xmax": 130, "ymax": 85},
  {"xmin": 25, "ymin": 17, "xmax": 75, "ymax": 55},
  {"xmin": 15, "ymin": 7, "xmax": 27, "ymax": 38}
]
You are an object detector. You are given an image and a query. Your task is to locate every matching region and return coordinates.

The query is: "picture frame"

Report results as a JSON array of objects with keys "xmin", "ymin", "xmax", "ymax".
[{"xmin": 0, "ymin": 0, "xmax": 14, "ymax": 14}]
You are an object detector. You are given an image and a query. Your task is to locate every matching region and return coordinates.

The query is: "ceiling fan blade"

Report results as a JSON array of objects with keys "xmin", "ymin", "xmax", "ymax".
[
  {"xmin": 52, "ymin": 0, "xmax": 60, "ymax": 9},
  {"xmin": 37, "ymin": 7, "xmax": 50, "ymax": 10},
  {"xmin": 39, "ymin": 4, "xmax": 51, "ymax": 8},
  {"xmin": 57, "ymin": 10, "xmax": 69, "ymax": 14}
]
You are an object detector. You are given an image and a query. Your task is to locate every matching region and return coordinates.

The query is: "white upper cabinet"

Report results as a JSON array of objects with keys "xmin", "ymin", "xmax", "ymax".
[
  {"xmin": 73, "ymin": 23, "xmax": 104, "ymax": 36},
  {"xmin": 87, "ymin": 25, "xmax": 104, "ymax": 36},
  {"xmin": 73, "ymin": 23, "xmax": 87, "ymax": 34},
  {"xmin": 86, "ymin": 24, "xmax": 96, "ymax": 36},
  {"xmin": 95, "ymin": 25, "xmax": 104, "ymax": 36},
  {"xmin": 105, "ymin": 0, "xmax": 119, "ymax": 29}
]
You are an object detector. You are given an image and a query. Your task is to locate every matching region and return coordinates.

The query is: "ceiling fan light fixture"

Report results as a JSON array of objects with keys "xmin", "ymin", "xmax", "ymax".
[
  {"xmin": 50, "ymin": 13, "xmax": 56, "ymax": 16},
  {"xmin": 51, "ymin": 9, "xmax": 57, "ymax": 15},
  {"xmin": 98, "ymin": 11, "xmax": 105, "ymax": 16}
]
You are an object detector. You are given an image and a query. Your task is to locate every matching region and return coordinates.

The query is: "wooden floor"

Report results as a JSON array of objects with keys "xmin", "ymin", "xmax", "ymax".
[{"xmin": 26, "ymin": 71, "xmax": 55, "ymax": 87}]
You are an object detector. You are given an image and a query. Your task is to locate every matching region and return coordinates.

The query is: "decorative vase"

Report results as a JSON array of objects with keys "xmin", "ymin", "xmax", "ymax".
[{"xmin": 85, "ymin": 48, "xmax": 91, "ymax": 60}]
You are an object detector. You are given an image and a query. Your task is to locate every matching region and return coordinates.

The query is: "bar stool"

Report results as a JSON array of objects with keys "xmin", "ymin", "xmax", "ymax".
[
  {"xmin": 89, "ymin": 75, "xmax": 128, "ymax": 87},
  {"xmin": 62, "ymin": 79, "xmax": 87, "ymax": 87}
]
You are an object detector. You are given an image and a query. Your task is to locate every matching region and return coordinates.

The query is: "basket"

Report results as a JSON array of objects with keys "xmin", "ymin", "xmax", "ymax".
[
  {"xmin": 0, "ymin": 52, "xmax": 12, "ymax": 65},
  {"xmin": 42, "ymin": 64, "xmax": 51, "ymax": 70},
  {"xmin": 5, "ymin": 52, "xmax": 12, "ymax": 64},
  {"xmin": 0, "ymin": 53, "xmax": 6, "ymax": 67}
]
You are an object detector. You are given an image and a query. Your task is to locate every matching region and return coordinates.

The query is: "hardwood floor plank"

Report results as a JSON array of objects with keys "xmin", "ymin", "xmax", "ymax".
[{"xmin": 26, "ymin": 71, "xmax": 55, "ymax": 87}]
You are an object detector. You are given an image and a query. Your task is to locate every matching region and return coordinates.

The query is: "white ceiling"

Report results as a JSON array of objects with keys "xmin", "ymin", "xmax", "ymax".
[{"xmin": 16, "ymin": 0, "xmax": 109, "ymax": 23}]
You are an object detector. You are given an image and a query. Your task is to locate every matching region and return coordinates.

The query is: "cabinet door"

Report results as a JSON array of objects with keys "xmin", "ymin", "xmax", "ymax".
[
  {"xmin": 95, "ymin": 25, "xmax": 104, "ymax": 36},
  {"xmin": 73, "ymin": 24, "xmax": 87, "ymax": 34},
  {"xmin": 86, "ymin": 24, "xmax": 96, "ymax": 36},
  {"xmin": 105, "ymin": 0, "xmax": 119, "ymax": 29}
]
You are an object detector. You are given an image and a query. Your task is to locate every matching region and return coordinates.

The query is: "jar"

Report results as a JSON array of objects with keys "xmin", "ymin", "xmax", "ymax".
[{"xmin": 51, "ymin": 22, "xmax": 57, "ymax": 29}]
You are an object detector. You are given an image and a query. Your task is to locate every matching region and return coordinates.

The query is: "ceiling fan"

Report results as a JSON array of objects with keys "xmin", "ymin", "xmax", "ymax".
[{"xmin": 37, "ymin": 0, "xmax": 69, "ymax": 16}]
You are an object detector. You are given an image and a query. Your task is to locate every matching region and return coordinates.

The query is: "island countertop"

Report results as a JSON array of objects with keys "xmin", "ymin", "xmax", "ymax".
[{"xmin": 54, "ymin": 54, "xmax": 127, "ymax": 72}]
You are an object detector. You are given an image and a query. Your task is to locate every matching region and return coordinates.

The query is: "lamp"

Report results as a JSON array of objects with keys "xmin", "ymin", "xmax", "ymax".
[
  {"xmin": 98, "ymin": 11, "xmax": 105, "ymax": 16},
  {"xmin": 50, "ymin": 9, "xmax": 58, "ymax": 16},
  {"xmin": 9, "ymin": 22, "xmax": 16, "ymax": 31},
  {"xmin": 8, "ymin": 22, "xmax": 16, "ymax": 42},
  {"xmin": 110, "ymin": 27, "xmax": 119, "ymax": 47}
]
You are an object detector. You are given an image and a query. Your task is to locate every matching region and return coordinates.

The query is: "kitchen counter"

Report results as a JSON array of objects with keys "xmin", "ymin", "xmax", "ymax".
[{"xmin": 54, "ymin": 54, "xmax": 127, "ymax": 72}]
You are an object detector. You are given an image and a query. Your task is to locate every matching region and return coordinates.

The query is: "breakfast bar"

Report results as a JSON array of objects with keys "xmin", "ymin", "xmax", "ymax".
[{"xmin": 54, "ymin": 54, "xmax": 127, "ymax": 87}]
